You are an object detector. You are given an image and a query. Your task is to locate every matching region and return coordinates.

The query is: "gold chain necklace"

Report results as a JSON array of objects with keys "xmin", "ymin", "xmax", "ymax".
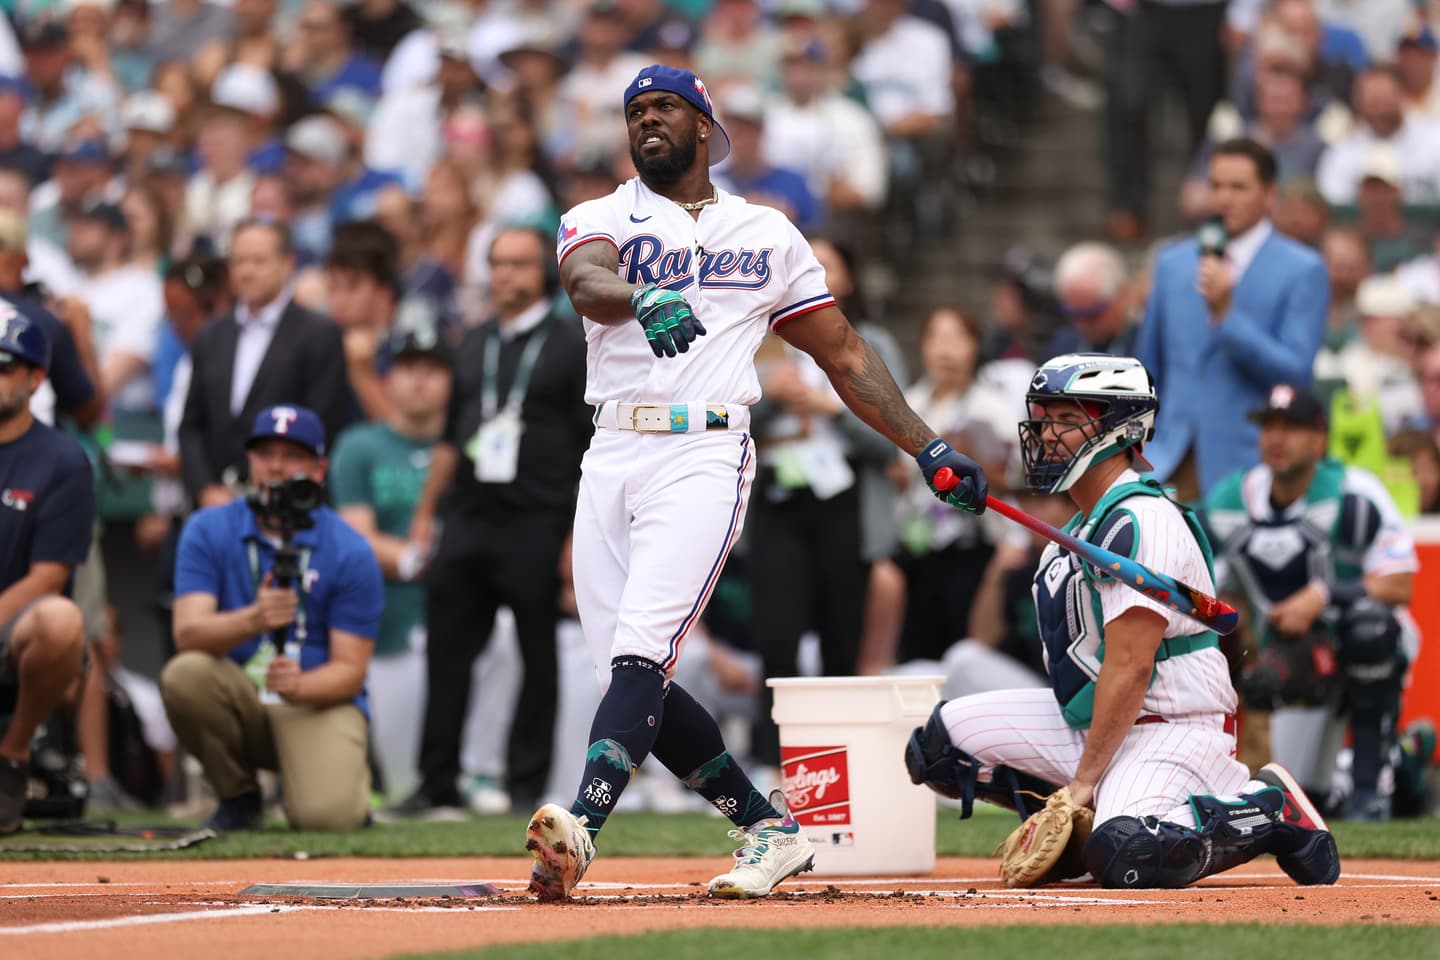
[{"xmin": 673, "ymin": 187, "xmax": 718, "ymax": 211}]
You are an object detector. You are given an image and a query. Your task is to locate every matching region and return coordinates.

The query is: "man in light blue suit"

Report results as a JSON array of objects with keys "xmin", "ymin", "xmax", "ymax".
[{"xmin": 1134, "ymin": 137, "xmax": 1329, "ymax": 501}]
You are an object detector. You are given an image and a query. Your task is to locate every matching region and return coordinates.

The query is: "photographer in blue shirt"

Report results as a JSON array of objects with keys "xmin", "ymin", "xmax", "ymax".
[{"xmin": 162, "ymin": 404, "xmax": 383, "ymax": 831}]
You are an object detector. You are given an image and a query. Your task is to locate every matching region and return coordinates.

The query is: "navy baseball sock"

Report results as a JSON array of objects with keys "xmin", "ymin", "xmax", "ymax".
[
  {"xmin": 650, "ymin": 681, "xmax": 780, "ymax": 828},
  {"xmin": 570, "ymin": 657, "xmax": 666, "ymax": 841}
]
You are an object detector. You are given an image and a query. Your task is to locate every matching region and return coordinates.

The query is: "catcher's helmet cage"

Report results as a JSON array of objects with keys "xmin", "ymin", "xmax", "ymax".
[
  {"xmin": 1019, "ymin": 353, "xmax": 1158, "ymax": 494},
  {"xmin": 0, "ymin": 303, "xmax": 49, "ymax": 372}
]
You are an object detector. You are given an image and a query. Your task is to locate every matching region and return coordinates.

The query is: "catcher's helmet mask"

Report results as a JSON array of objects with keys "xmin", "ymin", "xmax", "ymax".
[{"xmin": 1020, "ymin": 353, "xmax": 1158, "ymax": 494}]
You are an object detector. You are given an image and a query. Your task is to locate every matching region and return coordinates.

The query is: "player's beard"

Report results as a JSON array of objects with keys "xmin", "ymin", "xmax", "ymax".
[{"xmin": 632, "ymin": 129, "xmax": 698, "ymax": 185}]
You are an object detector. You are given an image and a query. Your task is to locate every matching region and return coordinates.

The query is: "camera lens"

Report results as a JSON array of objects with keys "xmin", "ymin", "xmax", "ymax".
[{"xmin": 286, "ymin": 477, "xmax": 324, "ymax": 513}]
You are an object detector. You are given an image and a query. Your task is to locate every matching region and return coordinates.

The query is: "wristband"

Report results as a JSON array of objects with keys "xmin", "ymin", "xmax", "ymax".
[{"xmin": 397, "ymin": 544, "xmax": 424, "ymax": 583}]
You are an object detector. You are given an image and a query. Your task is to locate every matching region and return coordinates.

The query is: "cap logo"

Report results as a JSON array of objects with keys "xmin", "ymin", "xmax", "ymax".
[
  {"xmin": 1269, "ymin": 384, "xmax": 1295, "ymax": 409},
  {"xmin": 693, "ymin": 77, "xmax": 713, "ymax": 111},
  {"xmin": 638, "ymin": 77, "xmax": 653, "ymax": 88},
  {"xmin": 1030, "ymin": 371, "xmax": 1049, "ymax": 391},
  {"xmin": 270, "ymin": 406, "xmax": 299, "ymax": 435}
]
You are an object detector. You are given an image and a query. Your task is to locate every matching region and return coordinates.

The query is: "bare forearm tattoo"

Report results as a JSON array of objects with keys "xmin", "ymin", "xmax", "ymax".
[{"xmin": 838, "ymin": 339, "xmax": 934, "ymax": 455}]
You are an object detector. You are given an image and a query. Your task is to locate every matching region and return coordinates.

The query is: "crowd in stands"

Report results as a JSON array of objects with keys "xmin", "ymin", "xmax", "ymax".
[{"xmin": 0, "ymin": 0, "xmax": 1434, "ymax": 828}]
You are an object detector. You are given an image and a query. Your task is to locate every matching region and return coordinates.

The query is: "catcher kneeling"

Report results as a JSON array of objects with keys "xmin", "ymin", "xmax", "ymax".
[{"xmin": 905, "ymin": 356, "xmax": 1340, "ymax": 889}]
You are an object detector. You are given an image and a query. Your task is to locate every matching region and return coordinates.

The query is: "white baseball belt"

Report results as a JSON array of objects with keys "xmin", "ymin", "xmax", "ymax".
[{"xmin": 593, "ymin": 401, "xmax": 750, "ymax": 434}]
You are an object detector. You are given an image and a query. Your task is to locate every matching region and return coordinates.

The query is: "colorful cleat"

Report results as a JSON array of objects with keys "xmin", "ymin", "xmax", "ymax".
[
  {"xmin": 708, "ymin": 790, "xmax": 816, "ymax": 899},
  {"xmin": 525, "ymin": 803, "xmax": 596, "ymax": 901},
  {"xmin": 1253, "ymin": 762, "xmax": 1341, "ymax": 885}
]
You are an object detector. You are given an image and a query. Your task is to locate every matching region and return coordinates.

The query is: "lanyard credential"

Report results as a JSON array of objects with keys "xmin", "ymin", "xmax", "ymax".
[
  {"xmin": 480, "ymin": 317, "xmax": 554, "ymax": 423},
  {"xmin": 247, "ymin": 539, "xmax": 312, "ymax": 649}
]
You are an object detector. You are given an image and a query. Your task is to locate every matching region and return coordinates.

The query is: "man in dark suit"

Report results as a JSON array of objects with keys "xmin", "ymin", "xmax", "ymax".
[{"xmin": 180, "ymin": 219, "xmax": 355, "ymax": 508}]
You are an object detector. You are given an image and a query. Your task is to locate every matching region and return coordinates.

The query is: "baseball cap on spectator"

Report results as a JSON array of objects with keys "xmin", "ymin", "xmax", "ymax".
[
  {"xmin": 286, "ymin": 115, "xmax": 350, "ymax": 166},
  {"xmin": 1357, "ymin": 274, "xmax": 1417, "ymax": 318},
  {"xmin": 247, "ymin": 404, "xmax": 327, "ymax": 456},
  {"xmin": 211, "ymin": 63, "xmax": 280, "ymax": 119},
  {"xmin": 122, "ymin": 90, "xmax": 176, "ymax": 134},
  {"xmin": 19, "ymin": 19, "xmax": 68, "ymax": 50},
  {"xmin": 60, "ymin": 139, "xmax": 110, "ymax": 167},
  {"xmin": 623, "ymin": 65, "xmax": 730, "ymax": 165},
  {"xmin": 1247, "ymin": 384, "xmax": 1326, "ymax": 429},
  {"xmin": 71, "ymin": 199, "xmax": 128, "ymax": 232},
  {"xmin": 387, "ymin": 326, "xmax": 452, "ymax": 365},
  {"xmin": 780, "ymin": 36, "xmax": 826, "ymax": 62},
  {"xmin": 496, "ymin": 22, "xmax": 565, "ymax": 66},
  {"xmin": 776, "ymin": 0, "xmax": 827, "ymax": 18},
  {"xmin": 1399, "ymin": 25, "xmax": 1439, "ymax": 53},
  {"xmin": 721, "ymin": 86, "xmax": 765, "ymax": 126},
  {"xmin": 1360, "ymin": 143, "xmax": 1403, "ymax": 190}
]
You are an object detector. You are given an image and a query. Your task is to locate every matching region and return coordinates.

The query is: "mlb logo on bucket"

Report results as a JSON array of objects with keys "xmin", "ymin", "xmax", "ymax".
[{"xmin": 780, "ymin": 746, "xmax": 850, "ymax": 827}]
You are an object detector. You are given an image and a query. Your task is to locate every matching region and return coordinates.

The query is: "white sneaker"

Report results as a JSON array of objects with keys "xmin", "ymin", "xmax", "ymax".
[
  {"xmin": 525, "ymin": 803, "xmax": 596, "ymax": 901},
  {"xmin": 708, "ymin": 790, "xmax": 815, "ymax": 899}
]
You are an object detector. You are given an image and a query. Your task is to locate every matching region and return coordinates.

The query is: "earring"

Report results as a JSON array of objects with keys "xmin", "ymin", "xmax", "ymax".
[{"xmin": 700, "ymin": 135, "xmax": 707, "ymax": 141}]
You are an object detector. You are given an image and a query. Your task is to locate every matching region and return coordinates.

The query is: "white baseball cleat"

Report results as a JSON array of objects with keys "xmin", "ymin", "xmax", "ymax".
[
  {"xmin": 525, "ymin": 803, "xmax": 596, "ymax": 901},
  {"xmin": 707, "ymin": 790, "xmax": 816, "ymax": 899}
]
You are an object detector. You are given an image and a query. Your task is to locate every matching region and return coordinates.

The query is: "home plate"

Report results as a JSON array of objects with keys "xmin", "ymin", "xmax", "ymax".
[{"xmin": 239, "ymin": 882, "xmax": 501, "ymax": 899}]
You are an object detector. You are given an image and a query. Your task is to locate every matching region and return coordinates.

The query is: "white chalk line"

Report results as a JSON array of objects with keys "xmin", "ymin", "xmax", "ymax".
[{"xmin": 0, "ymin": 903, "xmax": 521, "ymax": 936}]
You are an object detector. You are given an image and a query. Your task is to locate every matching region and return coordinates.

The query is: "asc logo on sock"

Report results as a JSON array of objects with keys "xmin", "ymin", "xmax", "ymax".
[{"xmin": 585, "ymin": 778, "xmax": 613, "ymax": 806}]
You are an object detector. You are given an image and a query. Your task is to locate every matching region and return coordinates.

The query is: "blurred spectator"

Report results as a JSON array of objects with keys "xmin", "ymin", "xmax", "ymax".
[
  {"xmin": 1321, "ymin": 226, "xmax": 1369, "ymax": 345},
  {"xmin": 194, "ymin": 0, "xmax": 281, "ymax": 90},
  {"xmin": 0, "ymin": 313, "xmax": 92, "ymax": 834},
  {"xmin": 1313, "ymin": 0, "xmax": 1410, "ymax": 64},
  {"xmin": 69, "ymin": 199, "xmax": 163, "ymax": 412},
  {"xmin": 1396, "ymin": 25, "xmax": 1440, "ymax": 123},
  {"xmin": 894, "ymin": 306, "xmax": 1012, "ymax": 663},
  {"xmin": 851, "ymin": 0, "xmax": 955, "ymax": 141},
  {"xmin": 765, "ymin": 37, "xmax": 888, "ymax": 216},
  {"xmin": 120, "ymin": 182, "xmax": 171, "ymax": 274},
  {"xmin": 325, "ymin": 219, "xmax": 402, "ymax": 421},
  {"xmin": 397, "ymin": 226, "xmax": 590, "ymax": 817},
  {"xmin": 186, "ymin": 65, "xmax": 280, "ymax": 253},
  {"xmin": 163, "ymin": 404, "xmax": 383, "ymax": 831},
  {"xmin": 118, "ymin": 90, "xmax": 178, "ymax": 187},
  {"xmin": 495, "ymin": 27, "xmax": 568, "ymax": 163},
  {"xmin": 1389, "ymin": 428, "xmax": 1440, "ymax": 513},
  {"xmin": 1102, "ymin": 0, "xmax": 1228, "ymax": 240},
  {"xmin": 1315, "ymin": 274, "xmax": 1424, "ymax": 433},
  {"xmin": 145, "ymin": 0, "xmax": 234, "ymax": 66},
  {"xmin": 415, "ymin": 157, "xmax": 475, "ymax": 299},
  {"xmin": 1235, "ymin": 0, "xmax": 1359, "ymax": 120},
  {"xmin": 29, "ymin": 138, "xmax": 112, "ymax": 251},
  {"xmin": 1135, "ymin": 138, "xmax": 1329, "ymax": 501},
  {"xmin": 693, "ymin": 0, "xmax": 782, "ymax": 90},
  {"xmin": 1316, "ymin": 66, "xmax": 1440, "ymax": 206},
  {"xmin": 1273, "ymin": 178, "xmax": 1330, "ymax": 247},
  {"xmin": 1395, "ymin": 229, "xmax": 1440, "ymax": 305},
  {"xmin": 0, "ymin": 210, "xmax": 101, "ymax": 429},
  {"xmin": 179, "ymin": 219, "xmax": 355, "ymax": 507},
  {"xmin": 330, "ymin": 329, "xmax": 452, "ymax": 805},
  {"xmin": 713, "ymin": 86, "xmax": 820, "ymax": 235},
  {"xmin": 20, "ymin": 18, "xmax": 120, "ymax": 155},
  {"xmin": 372, "ymin": 190, "xmax": 461, "ymax": 343},
  {"xmin": 0, "ymin": 76, "xmax": 49, "ymax": 187},
  {"xmin": 1180, "ymin": 66, "xmax": 1325, "ymax": 223},
  {"xmin": 345, "ymin": 0, "xmax": 423, "ymax": 65},
  {"xmin": 1351, "ymin": 144, "xmax": 1426, "ymax": 271},
  {"xmin": 290, "ymin": 0, "xmax": 382, "ymax": 110},
  {"xmin": 0, "ymin": 162, "xmax": 83, "ymax": 296},
  {"xmin": 1042, "ymin": 241, "xmax": 1136, "ymax": 359},
  {"xmin": 558, "ymin": 1, "xmax": 649, "ymax": 171}
]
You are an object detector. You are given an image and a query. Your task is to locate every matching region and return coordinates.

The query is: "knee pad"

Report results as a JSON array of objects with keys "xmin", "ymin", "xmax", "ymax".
[
  {"xmin": 1083, "ymin": 816, "xmax": 1209, "ymax": 889},
  {"xmin": 903, "ymin": 703, "xmax": 1058, "ymax": 819}
]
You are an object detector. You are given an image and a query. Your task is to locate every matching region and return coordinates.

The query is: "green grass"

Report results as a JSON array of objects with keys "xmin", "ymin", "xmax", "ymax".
[
  {"xmin": 0, "ymin": 807, "xmax": 1436, "ymax": 861},
  {"xmin": 399, "ymin": 925, "xmax": 1440, "ymax": 960}
]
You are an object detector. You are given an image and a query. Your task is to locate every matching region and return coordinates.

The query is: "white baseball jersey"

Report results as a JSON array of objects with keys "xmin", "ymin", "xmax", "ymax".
[{"xmin": 556, "ymin": 178, "xmax": 836, "ymax": 406}]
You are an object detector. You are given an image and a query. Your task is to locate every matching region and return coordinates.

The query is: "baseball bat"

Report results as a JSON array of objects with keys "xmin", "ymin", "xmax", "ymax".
[{"xmin": 933, "ymin": 468, "xmax": 1239, "ymax": 635}]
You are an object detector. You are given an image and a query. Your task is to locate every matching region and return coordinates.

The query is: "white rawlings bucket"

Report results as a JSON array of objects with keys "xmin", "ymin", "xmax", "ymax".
[{"xmin": 768, "ymin": 675, "xmax": 944, "ymax": 877}]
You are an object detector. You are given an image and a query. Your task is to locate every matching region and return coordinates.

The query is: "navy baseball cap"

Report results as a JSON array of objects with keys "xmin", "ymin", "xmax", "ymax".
[
  {"xmin": 1247, "ymin": 384, "xmax": 1326, "ymax": 429},
  {"xmin": 0, "ymin": 306, "xmax": 50, "ymax": 371},
  {"xmin": 246, "ymin": 404, "xmax": 327, "ymax": 456},
  {"xmin": 622, "ymin": 65, "xmax": 730, "ymax": 165}
]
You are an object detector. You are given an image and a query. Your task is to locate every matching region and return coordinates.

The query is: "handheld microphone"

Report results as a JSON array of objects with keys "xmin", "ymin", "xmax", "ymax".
[{"xmin": 1197, "ymin": 217, "xmax": 1228, "ymax": 259}]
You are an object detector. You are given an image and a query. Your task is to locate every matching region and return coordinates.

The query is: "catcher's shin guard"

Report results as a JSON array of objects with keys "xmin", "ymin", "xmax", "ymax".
[
  {"xmin": 904, "ymin": 703, "xmax": 1057, "ymax": 818},
  {"xmin": 1083, "ymin": 788, "xmax": 1290, "ymax": 889}
]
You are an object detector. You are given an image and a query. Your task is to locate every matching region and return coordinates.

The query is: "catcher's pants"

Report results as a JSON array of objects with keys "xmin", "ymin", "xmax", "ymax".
[
  {"xmin": 161, "ymin": 652, "xmax": 369, "ymax": 830},
  {"xmin": 941, "ymin": 688, "xmax": 1250, "ymax": 827}
]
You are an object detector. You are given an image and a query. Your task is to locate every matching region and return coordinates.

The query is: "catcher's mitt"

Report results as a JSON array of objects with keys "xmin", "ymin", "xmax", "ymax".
[{"xmin": 998, "ymin": 786, "xmax": 1094, "ymax": 888}]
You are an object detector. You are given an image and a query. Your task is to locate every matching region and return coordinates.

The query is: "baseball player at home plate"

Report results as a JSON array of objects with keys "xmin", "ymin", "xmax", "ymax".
[
  {"xmin": 906, "ymin": 354, "xmax": 1342, "ymax": 889},
  {"xmin": 526, "ymin": 64, "xmax": 988, "ymax": 901}
]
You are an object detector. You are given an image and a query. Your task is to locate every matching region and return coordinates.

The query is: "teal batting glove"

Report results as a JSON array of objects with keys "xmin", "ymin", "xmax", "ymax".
[{"xmin": 631, "ymin": 283, "xmax": 706, "ymax": 358}]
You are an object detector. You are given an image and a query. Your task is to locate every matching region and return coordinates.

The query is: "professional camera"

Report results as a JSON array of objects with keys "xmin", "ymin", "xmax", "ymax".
[{"xmin": 246, "ymin": 475, "xmax": 323, "ymax": 537}]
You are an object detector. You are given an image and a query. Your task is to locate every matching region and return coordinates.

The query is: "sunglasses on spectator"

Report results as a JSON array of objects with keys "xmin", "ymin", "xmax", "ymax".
[{"xmin": 1059, "ymin": 299, "xmax": 1112, "ymax": 322}]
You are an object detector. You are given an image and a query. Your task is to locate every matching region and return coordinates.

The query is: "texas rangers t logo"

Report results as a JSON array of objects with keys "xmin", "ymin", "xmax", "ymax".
[{"xmin": 270, "ymin": 406, "xmax": 299, "ymax": 434}]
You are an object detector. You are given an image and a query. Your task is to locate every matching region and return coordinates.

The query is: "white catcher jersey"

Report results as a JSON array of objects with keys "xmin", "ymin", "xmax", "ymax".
[{"xmin": 556, "ymin": 178, "xmax": 836, "ymax": 406}]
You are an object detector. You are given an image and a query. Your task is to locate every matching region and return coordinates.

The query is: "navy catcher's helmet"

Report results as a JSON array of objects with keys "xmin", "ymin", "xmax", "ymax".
[
  {"xmin": 1019, "ymin": 353, "xmax": 1157, "ymax": 493},
  {"xmin": 0, "ymin": 302, "xmax": 49, "ymax": 372}
]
